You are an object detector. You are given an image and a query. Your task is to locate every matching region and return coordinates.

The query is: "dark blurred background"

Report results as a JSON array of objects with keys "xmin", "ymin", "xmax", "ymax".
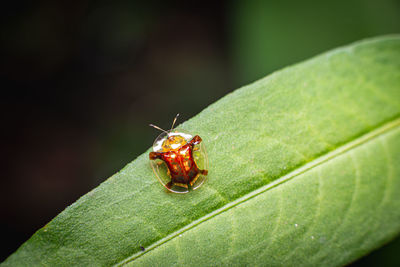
[{"xmin": 1, "ymin": 0, "xmax": 399, "ymax": 264}]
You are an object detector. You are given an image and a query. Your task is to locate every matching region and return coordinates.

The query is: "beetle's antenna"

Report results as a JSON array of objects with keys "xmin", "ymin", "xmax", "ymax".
[
  {"xmin": 170, "ymin": 113, "xmax": 180, "ymax": 131},
  {"xmin": 149, "ymin": 124, "xmax": 168, "ymax": 134}
]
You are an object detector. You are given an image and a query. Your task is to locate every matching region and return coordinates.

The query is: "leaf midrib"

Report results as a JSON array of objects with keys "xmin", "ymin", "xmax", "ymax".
[{"xmin": 116, "ymin": 116, "xmax": 400, "ymax": 266}]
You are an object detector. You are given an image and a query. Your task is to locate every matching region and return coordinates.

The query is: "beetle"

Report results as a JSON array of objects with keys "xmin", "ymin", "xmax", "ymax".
[{"xmin": 149, "ymin": 114, "xmax": 208, "ymax": 193}]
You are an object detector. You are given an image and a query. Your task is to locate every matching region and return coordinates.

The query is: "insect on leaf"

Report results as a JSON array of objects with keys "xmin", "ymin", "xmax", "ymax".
[{"xmin": 3, "ymin": 35, "xmax": 400, "ymax": 266}]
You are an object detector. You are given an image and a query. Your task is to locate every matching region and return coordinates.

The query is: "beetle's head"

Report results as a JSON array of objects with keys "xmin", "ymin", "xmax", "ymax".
[
  {"xmin": 161, "ymin": 134, "xmax": 187, "ymax": 151},
  {"xmin": 150, "ymin": 114, "xmax": 191, "ymax": 152}
]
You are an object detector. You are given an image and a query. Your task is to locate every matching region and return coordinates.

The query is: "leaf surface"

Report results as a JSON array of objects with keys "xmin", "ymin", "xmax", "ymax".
[{"xmin": 3, "ymin": 35, "xmax": 400, "ymax": 266}]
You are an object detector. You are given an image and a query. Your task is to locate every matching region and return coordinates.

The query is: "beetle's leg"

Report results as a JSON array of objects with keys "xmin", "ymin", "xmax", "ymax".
[
  {"xmin": 190, "ymin": 174, "xmax": 200, "ymax": 186},
  {"xmin": 189, "ymin": 135, "xmax": 202, "ymax": 146},
  {"xmin": 199, "ymin": 169, "xmax": 208, "ymax": 175},
  {"xmin": 149, "ymin": 151, "xmax": 163, "ymax": 160},
  {"xmin": 166, "ymin": 181, "xmax": 173, "ymax": 189}
]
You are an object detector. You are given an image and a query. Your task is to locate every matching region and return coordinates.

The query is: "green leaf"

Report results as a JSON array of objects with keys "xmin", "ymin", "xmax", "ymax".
[{"xmin": 3, "ymin": 35, "xmax": 400, "ymax": 266}]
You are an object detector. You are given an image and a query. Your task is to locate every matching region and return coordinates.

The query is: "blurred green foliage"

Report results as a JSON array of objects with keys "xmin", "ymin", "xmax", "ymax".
[{"xmin": 231, "ymin": 0, "xmax": 400, "ymax": 84}]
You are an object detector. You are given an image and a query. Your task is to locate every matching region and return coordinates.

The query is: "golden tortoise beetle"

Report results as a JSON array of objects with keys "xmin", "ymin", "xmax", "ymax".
[{"xmin": 149, "ymin": 114, "xmax": 208, "ymax": 193}]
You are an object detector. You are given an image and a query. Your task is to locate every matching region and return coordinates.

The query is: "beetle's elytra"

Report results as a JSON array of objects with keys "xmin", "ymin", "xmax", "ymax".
[{"xmin": 149, "ymin": 114, "xmax": 208, "ymax": 193}]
